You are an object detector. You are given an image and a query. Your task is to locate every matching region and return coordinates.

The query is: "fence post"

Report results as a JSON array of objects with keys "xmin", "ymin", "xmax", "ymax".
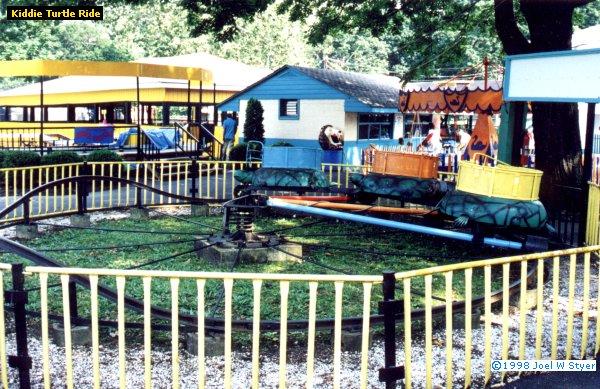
[
  {"xmin": 378, "ymin": 270, "xmax": 404, "ymax": 388},
  {"xmin": 69, "ymin": 279, "xmax": 78, "ymax": 321},
  {"xmin": 136, "ymin": 186, "xmax": 143, "ymax": 209},
  {"xmin": 6, "ymin": 263, "xmax": 31, "ymax": 389},
  {"xmin": 77, "ymin": 161, "xmax": 90, "ymax": 215},
  {"xmin": 189, "ymin": 158, "xmax": 199, "ymax": 199},
  {"xmin": 22, "ymin": 201, "xmax": 30, "ymax": 225}
]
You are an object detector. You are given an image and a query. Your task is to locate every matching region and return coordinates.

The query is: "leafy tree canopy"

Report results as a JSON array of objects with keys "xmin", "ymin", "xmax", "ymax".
[
  {"xmin": 181, "ymin": 0, "xmax": 504, "ymax": 80},
  {"xmin": 180, "ymin": 0, "xmax": 600, "ymax": 80}
]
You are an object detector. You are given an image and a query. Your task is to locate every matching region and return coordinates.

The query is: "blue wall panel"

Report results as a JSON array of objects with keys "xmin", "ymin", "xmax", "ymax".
[{"xmin": 240, "ymin": 137, "xmax": 401, "ymax": 165}]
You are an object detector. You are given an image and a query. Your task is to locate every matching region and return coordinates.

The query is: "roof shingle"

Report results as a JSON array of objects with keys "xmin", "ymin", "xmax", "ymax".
[{"xmin": 288, "ymin": 66, "xmax": 401, "ymax": 108}]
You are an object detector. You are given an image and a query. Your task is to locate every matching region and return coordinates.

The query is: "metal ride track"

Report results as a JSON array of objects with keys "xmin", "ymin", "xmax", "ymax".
[{"xmin": 0, "ymin": 175, "xmax": 537, "ymax": 333}]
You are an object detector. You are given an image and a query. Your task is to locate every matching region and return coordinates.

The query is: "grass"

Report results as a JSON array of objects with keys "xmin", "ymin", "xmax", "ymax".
[{"xmin": 0, "ymin": 208, "xmax": 517, "ymax": 324}]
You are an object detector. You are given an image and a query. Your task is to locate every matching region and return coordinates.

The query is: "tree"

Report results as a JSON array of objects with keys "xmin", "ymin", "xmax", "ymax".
[
  {"xmin": 493, "ymin": 0, "xmax": 594, "ymax": 207},
  {"xmin": 101, "ymin": 1, "xmax": 211, "ymax": 59},
  {"xmin": 312, "ymin": 33, "xmax": 391, "ymax": 73},
  {"xmin": 210, "ymin": 5, "xmax": 312, "ymax": 69},
  {"xmin": 182, "ymin": 0, "xmax": 500, "ymax": 80},
  {"xmin": 0, "ymin": 18, "xmax": 131, "ymax": 90},
  {"xmin": 244, "ymin": 98, "xmax": 265, "ymax": 144}
]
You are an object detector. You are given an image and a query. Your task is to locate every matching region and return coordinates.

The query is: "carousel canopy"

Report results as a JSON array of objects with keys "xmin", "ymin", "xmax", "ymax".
[{"xmin": 399, "ymin": 80, "xmax": 503, "ymax": 114}]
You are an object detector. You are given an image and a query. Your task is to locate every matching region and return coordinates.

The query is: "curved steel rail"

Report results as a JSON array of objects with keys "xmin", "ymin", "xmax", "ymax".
[{"xmin": 0, "ymin": 175, "xmax": 205, "ymax": 222}]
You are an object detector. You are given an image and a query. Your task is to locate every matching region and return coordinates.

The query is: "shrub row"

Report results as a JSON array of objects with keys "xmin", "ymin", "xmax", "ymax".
[{"xmin": 0, "ymin": 150, "xmax": 122, "ymax": 169}]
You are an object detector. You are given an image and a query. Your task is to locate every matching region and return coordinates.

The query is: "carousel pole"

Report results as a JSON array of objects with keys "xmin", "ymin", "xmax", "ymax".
[{"xmin": 484, "ymin": 55, "xmax": 489, "ymax": 90}]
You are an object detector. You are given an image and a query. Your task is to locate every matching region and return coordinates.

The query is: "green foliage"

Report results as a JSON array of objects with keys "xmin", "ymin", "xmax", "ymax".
[
  {"xmin": 574, "ymin": 1, "xmax": 600, "ymax": 29},
  {"xmin": 86, "ymin": 149, "xmax": 123, "ymax": 163},
  {"xmin": 40, "ymin": 151, "xmax": 84, "ymax": 166},
  {"xmin": 0, "ymin": 150, "xmax": 41, "ymax": 168},
  {"xmin": 183, "ymin": 0, "xmax": 505, "ymax": 80},
  {"xmin": 270, "ymin": 141, "xmax": 294, "ymax": 147},
  {"xmin": 0, "ymin": 17, "xmax": 130, "ymax": 89},
  {"xmin": 0, "ymin": 0, "xmax": 504, "ymax": 83},
  {"xmin": 181, "ymin": 0, "xmax": 270, "ymax": 42},
  {"xmin": 243, "ymin": 98, "xmax": 265, "ymax": 143},
  {"xmin": 229, "ymin": 142, "xmax": 248, "ymax": 161},
  {"xmin": 313, "ymin": 32, "xmax": 391, "ymax": 74},
  {"xmin": 210, "ymin": 5, "xmax": 313, "ymax": 69},
  {"xmin": 54, "ymin": 21, "xmax": 131, "ymax": 62},
  {"xmin": 102, "ymin": 1, "xmax": 211, "ymax": 58}
]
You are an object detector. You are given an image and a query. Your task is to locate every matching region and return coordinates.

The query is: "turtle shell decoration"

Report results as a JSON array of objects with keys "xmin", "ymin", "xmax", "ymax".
[
  {"xmin": 438, "ymin": 153, "xmax": 548, "ymax": 229},
  {"xmin": 438, "ymin": 190, "xmax": 547, "ymax": 229}
]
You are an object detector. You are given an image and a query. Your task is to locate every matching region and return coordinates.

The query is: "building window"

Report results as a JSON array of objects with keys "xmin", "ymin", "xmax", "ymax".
[
  {"xmin": 357, "ymin": 113, "xmax": 394, "ymax": 140},
  {"xmin": 8, "ymin": 107, "xmax": 24, "ymax": 122},
  {"xmin": 75, "ymin": 106, "xmax": 96, "ymax": 122},
  {"xmin": 46, "ymin": 107, "xmax": 68, "ymax": 121},
  {"xmin": 279, "ymin": 99, "xmax": 299, "ymax": 119}
]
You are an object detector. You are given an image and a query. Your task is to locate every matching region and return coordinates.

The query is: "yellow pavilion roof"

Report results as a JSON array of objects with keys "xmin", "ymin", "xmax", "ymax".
[
  {"xmin": 0, "ymin": 55, "xmax": 270, "ymax": 106},
  {"xmin": 0, "ymin": 59, "xmax": 212, "ymax": 80}
]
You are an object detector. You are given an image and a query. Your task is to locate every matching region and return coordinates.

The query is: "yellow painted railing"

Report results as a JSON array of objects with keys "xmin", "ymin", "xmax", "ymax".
[
  {"xmin": 586, "ymin": 182, "xmax": 600, "ymax": 246},
  {"xmin": 0, "ymin": 161, "xmax": 363, "ymax": 223},
  {"xmin": 395, "ymin": 245, "xmax": 600, "ymax": 388},
  {"xmin": 0, "ymin": 245, "xmax": 594, "ymax": 387},
  {"xmin": 26, "ymin": 267, "xmax": 380, "ymax": 389}
]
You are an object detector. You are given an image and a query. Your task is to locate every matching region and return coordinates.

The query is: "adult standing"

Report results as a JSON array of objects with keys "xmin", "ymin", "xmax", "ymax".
[
  {"xmin": 222, "ymin": 113, "xmax": 237, "ymax": 160},
  {"xmin": 520, "ymin": 127, "xmax": 535, "ymax": 167},
  {"xmin": 418, "ymin": 123, "xmax": 442, "ymax": 154}
]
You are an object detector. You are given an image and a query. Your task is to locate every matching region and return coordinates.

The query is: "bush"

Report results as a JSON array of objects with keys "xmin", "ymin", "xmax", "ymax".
[
  {"xmin": 86, "ymin": 150, "xmax": 124, "ymax": 177},
  {"xmin": 230, "ymin": 142, "xmax": 248, "ymax": 162},
  {"xmin": 243, "ymin": 98, "xmax": 265, "ymax": 144},
  {"xmin": 270, "ymin": 141, "xmax": 294, "ymax": 147},
  {"xmin": 86, "ymin": 149, "xmax": 123, "ymax": 163},
  {"xmin": 1, "ymin": 150, "xmax": 41, "ymax": 168},
  {"xmin": 41, "ymin": 151, "xmax": 83, "ymax": 166}
]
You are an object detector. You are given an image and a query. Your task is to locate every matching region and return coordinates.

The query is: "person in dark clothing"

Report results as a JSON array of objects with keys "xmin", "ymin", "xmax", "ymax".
[{"xmin": 222, "ymin": 113, "xmax": 237, "ymax": 160}]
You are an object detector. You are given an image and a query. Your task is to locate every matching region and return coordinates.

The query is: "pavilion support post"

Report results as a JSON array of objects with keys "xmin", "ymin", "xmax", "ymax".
[
  {"xmin": 187, "ymin": 80, "xmax": 192, "ymax": 123},
  {"xmin": 136, "ymin": 77, "xmax": 142, "ymax": 161},
  {"xmin": 213, "ymin": 84, "xmax": 217, "ymax": 127},
  {"xmin": 579, "ymin": 102, "xmax": 597, "ymax": 245},
  {"xmin": 162, "ymin": 103, "xmax": 170, "ymax": 126},
  {"xmin": 199, "ymin": 80, "xmax": 203, "ymax": 122},
  {"xmin": 39, "ymin": 77, "xmax": 44, "ymax": 156}
]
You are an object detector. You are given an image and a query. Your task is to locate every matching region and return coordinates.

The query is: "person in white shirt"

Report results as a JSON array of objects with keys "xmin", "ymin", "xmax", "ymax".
[
  {"xmin": 418, "ymin": 123, "xmax": 442, "ymax": 154},
  {"xmin": 457, "ymin": 127, "xmax": 471, "ymax": 156}
]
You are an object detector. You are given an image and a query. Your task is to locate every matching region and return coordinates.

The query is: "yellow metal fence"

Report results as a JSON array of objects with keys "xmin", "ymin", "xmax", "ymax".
[
  {"xmin": 0, "ymin": 246, "xmax": 598, "ymax": 387},
  {"xmin": 0, "ymin": 161, "xmax": 365, "ymax": 223},
  {"xmin": 586, "ymin": 182, "xmax": 600, "ymax": 246}
]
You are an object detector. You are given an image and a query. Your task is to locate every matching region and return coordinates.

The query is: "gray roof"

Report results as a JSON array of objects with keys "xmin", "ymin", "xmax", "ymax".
[{"xmin": 289, "ymin": 66, "xmax": 401, "ymax": 108}]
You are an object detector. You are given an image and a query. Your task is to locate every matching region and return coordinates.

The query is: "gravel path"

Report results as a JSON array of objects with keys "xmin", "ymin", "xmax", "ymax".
[{"xmin": 1, "ymin": 209, "xmax": 598, "ymax": 388}]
